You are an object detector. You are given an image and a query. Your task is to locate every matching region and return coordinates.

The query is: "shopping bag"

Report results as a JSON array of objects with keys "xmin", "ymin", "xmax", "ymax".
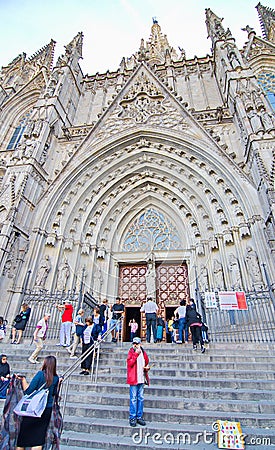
[
  {"xmin": 13, "ymin": 384, "xmax": 49, "ymax": 417},
  {"xmin": 217, "ymin": 420, "xmax": 245, "ymax": 449}
]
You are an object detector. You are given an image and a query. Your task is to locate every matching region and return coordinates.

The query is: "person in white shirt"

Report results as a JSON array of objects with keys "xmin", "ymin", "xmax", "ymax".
[
  {"xmin": 174, "ymin": 300, "xmax": 187, "ymax": 344},
  {"xmin": 140, "ymin": 297, "xmax": 158, "ymax": 343},
  {"xmin": 28, "ymin": 312, "xmax": 51, "ymax": 364},
  {"xmin": 80, "ymin": 317, "xmax": 102, "ymax": 375}
]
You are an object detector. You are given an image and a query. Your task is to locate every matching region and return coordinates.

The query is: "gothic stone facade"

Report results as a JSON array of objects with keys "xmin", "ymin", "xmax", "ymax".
[{"xmin": 0, "ymin": 5, "xmax": 275, "ymax": 321}]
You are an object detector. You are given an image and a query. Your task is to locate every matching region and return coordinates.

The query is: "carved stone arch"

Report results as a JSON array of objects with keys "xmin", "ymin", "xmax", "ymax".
[
  {"xmin": 1, "ymin": 92, "xmax": 39, "ymax": 147},
  {"xmin": 108, "ymin": 196, "xmax": 187, "ymax": 254},
  {"xmin": 34, "ymin": 128, "xmax": 261, "ymax": 260},
  {"xmin": 84, "ymin": 177, "xmax": 209, "ymax": 250}
]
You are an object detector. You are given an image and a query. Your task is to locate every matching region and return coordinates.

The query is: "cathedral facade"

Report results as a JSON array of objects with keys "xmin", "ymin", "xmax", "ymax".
[{"xmin": 0, "ymin": 5, "xmax": 275, "ymax": 331}]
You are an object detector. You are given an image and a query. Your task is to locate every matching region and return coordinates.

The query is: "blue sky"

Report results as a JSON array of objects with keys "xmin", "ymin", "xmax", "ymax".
[{"xmin": 0, "ymin": 0, "xmax": 274, "ymax": 75}]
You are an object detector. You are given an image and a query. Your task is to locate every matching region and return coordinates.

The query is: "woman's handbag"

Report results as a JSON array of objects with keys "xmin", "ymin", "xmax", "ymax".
[
  {"xmin": 13, "ymin": 383, "xmax": 49, "ymax": 417},
  {"xmin": 14, "ymin": 315, "xmax": 22, "ymax": 323}
]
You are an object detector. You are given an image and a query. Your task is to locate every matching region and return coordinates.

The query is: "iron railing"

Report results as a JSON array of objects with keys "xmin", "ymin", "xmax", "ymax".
[
  {"xmin": 197, "ymin": 288, "xmax": 275, "ymax": 343},
  {"xmin": 59, "ymin": 318, "xmax": 123, "ymax": 417},
  {"xmin": 15, "ymin": 290, "xmax": 98, "ymax": 340}
]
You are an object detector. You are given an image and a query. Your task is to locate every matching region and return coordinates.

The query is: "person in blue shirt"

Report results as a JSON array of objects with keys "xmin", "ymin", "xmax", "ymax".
[{"xmin": 16, "ymin": 355, "xmax": 59, "ymax": 450}]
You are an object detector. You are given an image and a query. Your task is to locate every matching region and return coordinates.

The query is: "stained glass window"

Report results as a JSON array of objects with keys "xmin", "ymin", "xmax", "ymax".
[
  {"xmin": 6, "ymin": 111, "xmax": 32, "ymax": 150},
  {"xmin": 257, "ymin": 72, "xmax": 275, "ymax": 111},
  {"xmin": 123, "ymin": 208, "xmax": 182, "ymax": 251}
]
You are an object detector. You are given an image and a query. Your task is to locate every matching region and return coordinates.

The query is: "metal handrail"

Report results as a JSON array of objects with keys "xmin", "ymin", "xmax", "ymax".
[{"xmin": 59, "ymin": 317, "xmax": 123, "ymax": 417}]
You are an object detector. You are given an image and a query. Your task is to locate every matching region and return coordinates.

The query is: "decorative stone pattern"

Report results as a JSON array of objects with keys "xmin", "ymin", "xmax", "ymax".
[{"xmin": 0, "ymin": 9, "xmax": 274, "ymax": 318}]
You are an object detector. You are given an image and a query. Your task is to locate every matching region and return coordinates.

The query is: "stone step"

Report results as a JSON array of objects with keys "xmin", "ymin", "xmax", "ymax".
[
  {"xmin": 2, "ymin": 341, "xmax": 275, "ymax": 449},
  {"xmin": 97, "ymin": 357, "xmax": 275, "ymax": 370},
  {"xmin": 7, "ymin": 343, "xmax": 275, "ymax": 356},
  {"xmin": 5, "ymin": 341, "xmax": 275, "ymax": 357},
  {"xmin": 10, "ymin": 354, "xmax": 275, "ymax": 374},
  {"xmin": 93, "ymin": 373, "xmax": 275, "ymax": 390},
  {"xmin": 62, "ymin": 380, "xmax": 275, "ymax": 401},
  {"xmin": 8, "ymin": 354, "xmax": 275, "ymax": 377},
  {"xmin": 64, "ymin": 390, "xmax": 275, "ymax": 414},
  {"xmin": 89, "ymin": 382, "xmax": 275, "ymax": 401},
  {"xmin": 95, "ymin": 365, "xmax": 275, "ymax": 380},
  {"xmin": 60, "ymin": 419, "xmax": 275, "ymax": 450},
  {"xmin": 61, "ymin": 401, "xmax": 275, "ymax": 428}
]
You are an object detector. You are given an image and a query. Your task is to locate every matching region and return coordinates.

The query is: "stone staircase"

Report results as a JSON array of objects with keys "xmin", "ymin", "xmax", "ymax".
[{"xmin": 1, "ymin": 341, "xmax": 275, "ymax": 449}]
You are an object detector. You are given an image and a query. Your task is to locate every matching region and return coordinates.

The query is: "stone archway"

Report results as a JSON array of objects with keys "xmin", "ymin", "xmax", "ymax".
[{"xmin": 118, "ymin": 261, "xmax": 189, "ymax": 340}]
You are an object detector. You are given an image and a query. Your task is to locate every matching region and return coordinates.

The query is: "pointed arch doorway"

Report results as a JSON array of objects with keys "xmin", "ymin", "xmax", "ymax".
[
  {"xmin": 115, "ymin": 207, "xmax": 190, "ymax": 341},
  {"xmin": 118, "ymin": 262, "xmax": 190, "ymax": 341}
]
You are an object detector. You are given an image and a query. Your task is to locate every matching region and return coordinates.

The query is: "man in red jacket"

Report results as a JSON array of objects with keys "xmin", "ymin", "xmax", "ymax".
[{"xmin": 126, "ymin": 337, "xmax": 150, "ymax": 427}]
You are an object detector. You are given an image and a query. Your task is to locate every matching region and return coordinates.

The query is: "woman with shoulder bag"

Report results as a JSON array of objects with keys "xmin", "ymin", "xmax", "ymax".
[
  {"xmin": 16, "ymin": 355, "xmax": 59, "ymax": 450},
  {"xmin": 11, "ymin": 303, "xmax": 31, "ymax": 344}
]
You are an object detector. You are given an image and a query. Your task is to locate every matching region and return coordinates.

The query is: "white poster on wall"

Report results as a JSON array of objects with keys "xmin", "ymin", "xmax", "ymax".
[
  {"xmin": 218, "ymin": 291, "xmax": 248, "ymax": 310},
  {"xmin": 204, "ymin": 292, "xmax": 217, "ymax": 308}
]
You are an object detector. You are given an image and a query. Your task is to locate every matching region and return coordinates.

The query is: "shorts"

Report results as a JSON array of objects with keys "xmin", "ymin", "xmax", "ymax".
[{"xmin": 109, "ymin": 319, "xmax": 122, "ymax": 332}]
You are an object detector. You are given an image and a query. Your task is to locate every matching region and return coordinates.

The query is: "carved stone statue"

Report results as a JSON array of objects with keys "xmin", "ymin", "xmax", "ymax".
[
  {"xmin": 245, "ymin": 246, "xmax": 263, "ymax": 284},
  {"xmin": 56, "ymin": 257, "xmax": 70, "ymax": 291},
  {"xmin": 228, "ymin": 253, "xmax": 242, "ymax": 290},
  {"xmin": 247, "ymin": 110, "xmax": 264, "ymax": 133},
  {"xmin": 93, "ymin": 266, "xmax": 103, "ymax": 297},
  {"xmin": 213, "ymin": 259, "xmax": 224, "ymax": 290},
  {"xmin": 259, "ymin": 108, "xmax": 275, "ymax": 131},
  {"xmin": 145, "ymin": 261, "xmax": 156, "ymax": 298},
  {"xmin": 34, "ymin": 255, "xmax": 51, "ymax": 288},
  {"xmin": 199, "ymin": 265, "xmax": 209, "ymax": 292}
]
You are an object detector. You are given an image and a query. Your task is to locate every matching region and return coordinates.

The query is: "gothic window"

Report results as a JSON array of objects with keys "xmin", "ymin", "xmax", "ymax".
[
  {"xmin": 257, "ymin": 72, "xmax": 275, "ymax": 111},
  {"xmin": 6, "ymin": 111, "xmax": 32, "ymax": 150},
  {"xmin": 123, "ymin": 208, "xmax": 182, "ymax": 251},
  {"xmin": 0, "ymin": 206, "xmax": 7, "ymax": 232}
]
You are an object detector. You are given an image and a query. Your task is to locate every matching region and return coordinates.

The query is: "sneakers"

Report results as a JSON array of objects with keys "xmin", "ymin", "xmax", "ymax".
[
  {"xmin": 193, "ymin": 345, "xmax": 197, "ymax": 350},
  {"xmin": 137, "ymin": 418, "xmax": 146, "ymax": 426},
  {"xmin": 70, "ymin": 355, "xmax": 77, "ymax": 359},
  {"xmin": 176, "ymin": 340, "xmax": 182, "ymax": 344},
  {"xmin": 28, "ymin": 357, "xmax": 37, "ymax": 364},
  {"xmin": 201, "ymin": 346, "xmax": 206, "ymax": 353},
  {"xmin": 112, "ymin": 338, "xmax": 117, "ymax": 343},
  {"xmin": 129, "ymin": 419, "xmax": 137, "ymax": 427}
]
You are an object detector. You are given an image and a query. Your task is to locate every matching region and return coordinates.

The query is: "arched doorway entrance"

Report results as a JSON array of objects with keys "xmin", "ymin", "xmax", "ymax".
[{"xmin": 119, "ymin": 261, "xmax": 190, "ymax": 341}]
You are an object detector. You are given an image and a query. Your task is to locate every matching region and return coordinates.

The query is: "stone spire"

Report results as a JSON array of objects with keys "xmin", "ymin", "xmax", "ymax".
[
  {"xmin": 0, "ymin": 53, "xmax": 24, "ymax": 89},
  {"xmin": 256, "ymin": 3, "xmax": 275, "ymax": 42},
  {"xmin": 0, "ymin": 40, "xmax": 55, "ymax": 89},
  {"xmin": 27, "ymin": 39, "xmax": 56, "ymax": 70},
  {"xmin": 136, "ymin": 18, "xmax": 180, "ymax": 65},
  {"xmin": 56, "ymin": 32, "xmax": 83, "ymax": 68},
  {"xmin": 205, "ymin": 8, "xmax": 233, "ymax": 49}
]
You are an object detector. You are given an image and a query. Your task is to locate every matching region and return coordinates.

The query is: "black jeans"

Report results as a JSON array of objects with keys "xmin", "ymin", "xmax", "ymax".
[
  {"xmin": 190, "ymin": 325, "xmax": 203, "ymax": 347},
  {"xmin": 81, "ymin": 342, "xmax": 93, "ymax": 370},
  {"xmin": 145, "ymin": 313, "xmax": 157, "ymax": 342}
]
